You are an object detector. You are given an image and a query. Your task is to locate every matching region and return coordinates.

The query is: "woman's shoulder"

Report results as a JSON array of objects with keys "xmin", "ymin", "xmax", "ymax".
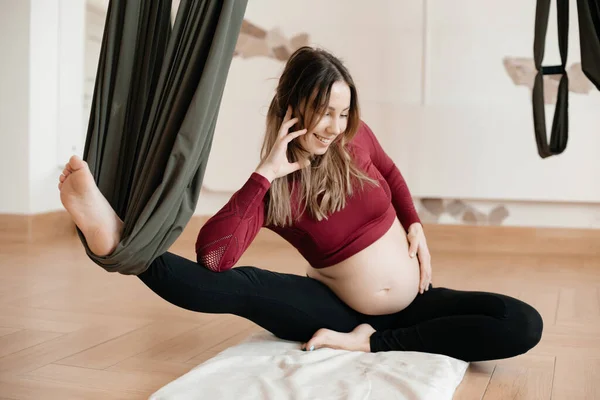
[{"xmin": 347, "ymin": 120, "xmax": 375, "ymax": 152}]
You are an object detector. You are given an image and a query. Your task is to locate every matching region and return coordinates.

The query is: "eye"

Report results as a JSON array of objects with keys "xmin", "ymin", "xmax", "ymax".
[{"xmin": 341, "ymin": 114, "xmax": 349, "ymax": 118}]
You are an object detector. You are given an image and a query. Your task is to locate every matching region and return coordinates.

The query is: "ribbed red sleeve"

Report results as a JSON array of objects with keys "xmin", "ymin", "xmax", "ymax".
[
  {"xmin": 361, "ymin": 122, "xmax": 421, "ymax": 231},
  {"xmin": 195, "ymin": 172, "xmax": 271, "ymax": 272}
]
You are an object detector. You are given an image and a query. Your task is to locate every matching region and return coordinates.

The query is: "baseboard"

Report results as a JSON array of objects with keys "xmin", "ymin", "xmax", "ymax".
[
  {"xmin": 0, "ymin": 211, "xmax": 77, "ymax": 243},
  {"xmin": 184, "ymin": 215, "xmax": 600, "ymax": 257},
  {"xmin": 5, "ymin": 212, "xmax": 596, "ymax": 256}
]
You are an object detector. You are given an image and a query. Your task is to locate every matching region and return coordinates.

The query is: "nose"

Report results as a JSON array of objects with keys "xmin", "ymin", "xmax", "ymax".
[{"xmin": 327, "ymin": 118, "xmax": 342, "ymax": 135}]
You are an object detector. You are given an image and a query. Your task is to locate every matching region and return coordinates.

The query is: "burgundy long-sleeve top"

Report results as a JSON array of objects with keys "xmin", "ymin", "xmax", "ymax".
[{"xmin": 195, "ymin": 121, "xmax": 421, "ymax": 272}]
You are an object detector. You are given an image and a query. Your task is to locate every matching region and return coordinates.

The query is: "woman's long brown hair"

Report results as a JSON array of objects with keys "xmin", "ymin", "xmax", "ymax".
[{"xmin": 261, "ymin": 46, "xmax": 377, "ymax": 226}]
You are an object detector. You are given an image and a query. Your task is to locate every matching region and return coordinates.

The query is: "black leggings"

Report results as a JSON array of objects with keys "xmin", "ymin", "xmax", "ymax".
[{"xmin": 137, "ymin": 252, "xmax": 543, "ymax": 362}]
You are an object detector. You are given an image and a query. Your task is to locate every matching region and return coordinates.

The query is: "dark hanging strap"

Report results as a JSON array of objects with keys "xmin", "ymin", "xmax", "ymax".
[
  {"xmin": 577, "ymin": 0, "xmax": 600, "ymax": 90},
  {"xmin": 532, "ymin": 0, "xmax": 570, "ymax": 158}
]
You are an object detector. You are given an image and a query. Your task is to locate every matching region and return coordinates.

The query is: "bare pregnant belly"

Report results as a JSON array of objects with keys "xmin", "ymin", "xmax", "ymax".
[{"xmin": 306, "ymin": 218, "xmax": 421, "ymax": 315}]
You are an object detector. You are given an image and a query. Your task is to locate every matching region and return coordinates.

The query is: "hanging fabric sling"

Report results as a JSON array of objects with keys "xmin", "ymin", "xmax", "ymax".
[
  {"xmin": 532, "ymin": 0, "xmax": 600, "ymax": 158},
  {"xmin": 80, "ymin": 0, "xmax": 247, "ymax": 275},
  {"xmin": 578, "ymin": 0, "xmax": 600, "ymax": 88}
]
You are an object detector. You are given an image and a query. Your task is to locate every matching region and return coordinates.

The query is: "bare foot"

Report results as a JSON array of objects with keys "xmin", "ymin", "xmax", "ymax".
[
  {"xmin": 58, "ymin": 155, "xmax": 123, "ymax": 256},
  {"xmin": 302, "ymin": 323, "xmax": 376, "ymax": 352}
]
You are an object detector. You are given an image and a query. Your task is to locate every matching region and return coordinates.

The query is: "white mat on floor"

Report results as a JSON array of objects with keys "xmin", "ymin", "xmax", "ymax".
[{"xmin": 149, "ymin": 331, "xmax": 468, "ymax": 400}]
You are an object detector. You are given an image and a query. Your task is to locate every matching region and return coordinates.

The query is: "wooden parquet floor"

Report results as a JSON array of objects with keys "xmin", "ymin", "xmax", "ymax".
[{"xmin": 0, "ymin": 221, "xmax": 599, "ymax": 399}]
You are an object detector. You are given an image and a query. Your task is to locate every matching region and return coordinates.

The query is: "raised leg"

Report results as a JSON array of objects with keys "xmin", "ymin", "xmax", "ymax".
[
  {"xmin": 58, "ymin": 156, "xmax": 365, "ymax": 346},
  {"xmin": 138, "ymin": 252, "xmax": 364, "ymax": 343}
]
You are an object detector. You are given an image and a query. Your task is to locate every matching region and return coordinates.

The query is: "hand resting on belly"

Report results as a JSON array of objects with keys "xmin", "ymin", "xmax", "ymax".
[{"xmin": 307, "ymin": 218, "xmax": 421, "ymax": 315}]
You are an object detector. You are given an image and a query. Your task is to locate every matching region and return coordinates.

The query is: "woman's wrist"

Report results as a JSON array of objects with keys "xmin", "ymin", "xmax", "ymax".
[
  {"xmin": 254, "ymin": 165, "xmax": 276, "ymax": 183},
  {"xmin": 408, "ymin": 222, "xmax": 423, "ymax": 233}
]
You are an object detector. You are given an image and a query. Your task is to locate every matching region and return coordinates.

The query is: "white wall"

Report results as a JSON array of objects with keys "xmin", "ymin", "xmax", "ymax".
[
  {"xmin": 204, "ymin": 0, "xmax": 600, "ymax": 203},
  {"xmin": 196, "ymin": 0, "xmax": 600, "ymax": 229},
  {"xmin": 56, "ymin": 0, "xmax": 86, "ymax": 167},
  {"xmin": 0, "ymin": 0, "xmax": 30, "ymax": 214},
  {"xmin": 410, "ymin": 0, "xmax": 600, "ymax": 203},
  {"xmin": 3, "ymin": 0, "xmax": 599, "ymax": 229},
  {"xmin": 28, "ymin": 0, "xmax": 60, "ymax": 214},
  {"xmin": 29, "ymin": 0, "xmax": 85, "ymax": 214},
  {"xmin": 0, "ymin": 0, "xmax": 85, "ymax": 215}
]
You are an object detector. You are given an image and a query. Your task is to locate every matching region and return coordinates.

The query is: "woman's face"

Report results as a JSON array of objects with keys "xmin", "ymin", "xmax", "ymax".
[{"xmin": 297, "ymin": 81, "xmax": 351, "ymax": 156}]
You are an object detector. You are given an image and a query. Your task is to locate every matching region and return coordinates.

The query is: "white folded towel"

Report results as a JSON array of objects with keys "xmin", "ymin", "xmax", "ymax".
[{"xmin": 149, "ymin": 330, "xmax": 468, "ymax": 400}]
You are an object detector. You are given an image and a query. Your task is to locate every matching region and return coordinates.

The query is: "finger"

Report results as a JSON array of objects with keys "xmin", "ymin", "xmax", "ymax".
[
  {"xmin": 418, "ymin": 254, "xmax": 431, "ymax": 269},
  {"xmin": 422, "ymin": 269, "xmax": 430, "ymax": 291},
  {"xmin": 422, "ymin": 278, "xmax": 430, "ymax": 293},
  {"xmin": 279, "ymin": 117, "xmax": 300, "ymax": 137},
  {"xmin": 423, "ymin": 255, "xmax": 432, "ymax": 277},
  {"xmin": 418, "ymin": 251, "xmax": 431, "ymax": 293},
  {"xmin": 416, "ymin": 242, "xmax": 430, "ymax": 264},
  {"xmin": 419, "ymin": 262, "xmax": 431, "ymax": 293},
  {"xmin": 408, "ymin": 237, "xmax": 418, "ymax": 258},
  {"xmin": 419, "ymin": 267, "xmax": 427, "ymax": 294},
  {"xmin": 424, "ymin": 269, "xmax": 432, "ymax": 292},
  {"xmin": 290, "ymin": 158, "xmax": 311, "ymax": 172},
  {"xmin": 284, "ymin": 106, "xmax": 292, "ymax": 122},
  {"xmin": 283, "ymin": 128, "xmax": 308, "ymax": 143},
  {"xmin": 426, "ymin": 264, "xmax": 432, "ymax": 291}
]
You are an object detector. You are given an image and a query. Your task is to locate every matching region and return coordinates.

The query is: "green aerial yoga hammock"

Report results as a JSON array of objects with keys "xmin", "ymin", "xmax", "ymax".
[
  {"xmin": 532, "ymin": 0, "xmax": 600, "ymax": 158},
  {"xmin": 80, "ymin": 0, "xmax": 247, "ymax": 275}
]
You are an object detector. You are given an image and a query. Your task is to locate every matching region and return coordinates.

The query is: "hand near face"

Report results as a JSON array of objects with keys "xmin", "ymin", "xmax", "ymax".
[{"xmin": 255, "ymin": 106, "xmax": 311, "ymax": 182}]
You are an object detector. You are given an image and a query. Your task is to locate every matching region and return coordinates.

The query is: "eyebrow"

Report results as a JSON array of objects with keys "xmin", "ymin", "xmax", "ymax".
[{"xmin": 328, "ymin": 106, "xmax": 350, "ymax": 111}]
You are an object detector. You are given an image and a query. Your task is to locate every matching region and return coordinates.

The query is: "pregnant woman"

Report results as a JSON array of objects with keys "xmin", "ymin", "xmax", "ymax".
[{"xmin": 59, "ymin": 46, "xmax": 542, "ymax": 362}]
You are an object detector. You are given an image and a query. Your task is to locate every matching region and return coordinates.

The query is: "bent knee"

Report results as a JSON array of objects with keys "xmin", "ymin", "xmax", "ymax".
[{"xmin": 507, "ymin": 301, "xmax": 544, "ymax": 355}]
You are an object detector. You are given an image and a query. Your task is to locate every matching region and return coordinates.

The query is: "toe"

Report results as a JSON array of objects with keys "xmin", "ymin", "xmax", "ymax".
[
  {"xmin": 305, "ymin": 329, "xmax": 331, "ymax": 351},
  {"xmin": 68, "ymin": 155, "xmax": 87, "ymax": 171},
  {"xmin": 304, "ymin": 339, "xmax": 316, "ymax": 351}
]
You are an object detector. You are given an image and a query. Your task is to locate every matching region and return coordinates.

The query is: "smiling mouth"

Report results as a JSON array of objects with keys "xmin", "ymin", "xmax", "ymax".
[{"xmin": 314, "ymin": 133, "xmax": 333, "ymax": 144}]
